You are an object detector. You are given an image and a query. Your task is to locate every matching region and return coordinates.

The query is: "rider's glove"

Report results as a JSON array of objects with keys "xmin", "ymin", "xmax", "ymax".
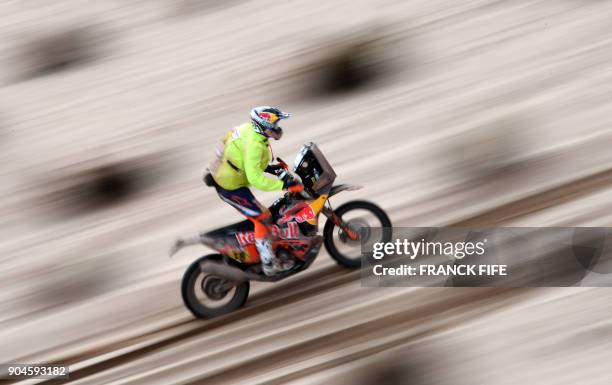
[
  {"xmin": 283, "ymin": 178, "xmax": 304, "ymax": 193},
  {"xmin": 279, "ymin": 168, "xmax": 304, "ymax": 193},
  {"xmin": 265, "ymin": 164, "xmax": 285, "ymax": 176}
]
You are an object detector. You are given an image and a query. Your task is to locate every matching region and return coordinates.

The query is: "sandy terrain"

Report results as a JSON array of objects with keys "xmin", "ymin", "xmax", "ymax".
[{"xmin": 1, "ymin": 1, "xmax": 612, "ymax": 384}]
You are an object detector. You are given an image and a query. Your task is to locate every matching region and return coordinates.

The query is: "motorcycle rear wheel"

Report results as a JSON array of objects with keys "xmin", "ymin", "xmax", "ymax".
[
  {"xmin": 181, "ymin": 254, "xmax": 250, "ymax": 319},
  {"xmin": 323, "ymin": 200, "xmax": 392, "ymax": 268}
]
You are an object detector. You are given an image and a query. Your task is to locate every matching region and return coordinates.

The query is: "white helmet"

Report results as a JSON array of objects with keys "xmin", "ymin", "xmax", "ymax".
[{"xmin": 250, "ymin": 106, "xmax": 291, "ymax": 140}]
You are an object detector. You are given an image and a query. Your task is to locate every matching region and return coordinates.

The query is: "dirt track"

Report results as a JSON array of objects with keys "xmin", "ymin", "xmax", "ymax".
[{"xmin": 2, "ymin": 1, "xmax": 612, "ymax": 384}]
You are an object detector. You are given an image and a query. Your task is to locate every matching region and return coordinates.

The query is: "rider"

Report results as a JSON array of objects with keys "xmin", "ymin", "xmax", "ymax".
[{"xmin": 170, "ymin": 106, "xmax": 304, "ymax": 276}]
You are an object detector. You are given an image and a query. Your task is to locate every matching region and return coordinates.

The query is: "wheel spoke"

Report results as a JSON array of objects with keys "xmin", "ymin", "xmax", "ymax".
[{"xmin": 323, "ymin": 201, "xmax": 392, "ymax": 269}]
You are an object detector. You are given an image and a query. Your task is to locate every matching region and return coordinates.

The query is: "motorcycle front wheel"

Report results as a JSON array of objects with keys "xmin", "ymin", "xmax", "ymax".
[
  {"xmin": 181, "ymin": 254, "xmax": 249, "ymax": 319},
  {"xmin": 323, "ymin": 200, "xmax": 392, "ymax": 268}
]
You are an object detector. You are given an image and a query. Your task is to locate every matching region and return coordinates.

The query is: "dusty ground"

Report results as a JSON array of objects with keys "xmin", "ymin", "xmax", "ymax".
[{"xmin": 1, "ymin": 1, "xmax": 612, "ymax": 384}]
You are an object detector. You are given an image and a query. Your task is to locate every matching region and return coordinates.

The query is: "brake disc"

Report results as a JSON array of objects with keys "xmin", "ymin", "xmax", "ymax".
[{"xmin": 202, "ymin": 276, "xmax": 231, "ymax": 300}]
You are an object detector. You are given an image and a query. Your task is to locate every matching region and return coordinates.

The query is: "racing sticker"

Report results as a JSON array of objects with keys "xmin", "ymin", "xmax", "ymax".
[
  {"xmin": 235, "ymin": 222, "xmax": 299, "ymax": 246},
  {"xmin": 278, "ymin": 202, "xmax": 316, "ymax": 225}
]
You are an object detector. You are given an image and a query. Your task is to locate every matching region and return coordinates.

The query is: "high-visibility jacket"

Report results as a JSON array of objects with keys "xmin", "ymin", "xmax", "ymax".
[{"xmin": 211, "ymin": 122, "xmax": 284, "ymax": 191}]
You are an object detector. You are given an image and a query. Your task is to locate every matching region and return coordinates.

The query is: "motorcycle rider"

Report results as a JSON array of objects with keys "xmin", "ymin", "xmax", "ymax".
[{"xmin": 170, "ymin": 106, "xmax": 304, "ymax": 276}]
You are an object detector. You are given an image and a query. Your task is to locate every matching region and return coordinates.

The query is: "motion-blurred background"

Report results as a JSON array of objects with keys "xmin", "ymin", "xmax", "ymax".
[{"xmin": 1, "ymin": 1, "xmax": 611, "ymax": 384}]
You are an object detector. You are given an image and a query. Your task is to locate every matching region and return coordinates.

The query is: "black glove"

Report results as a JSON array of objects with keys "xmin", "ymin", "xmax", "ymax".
[
  {"xmin": 282, "ymin": 176, "xmax": 296, "ymax": 189},
  {"xmin": 282, "ymin": 177, "xmax": 304, "ymax": 193},
  {"xmin": 265, "ymin": 164, "xmax": 285, "ymax": 176}
]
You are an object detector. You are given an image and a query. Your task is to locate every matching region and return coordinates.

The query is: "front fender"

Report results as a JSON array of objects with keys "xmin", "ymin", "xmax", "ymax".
[{"xmin": 328, "ymin": 184, "xmax": 363, "ymax": 197}]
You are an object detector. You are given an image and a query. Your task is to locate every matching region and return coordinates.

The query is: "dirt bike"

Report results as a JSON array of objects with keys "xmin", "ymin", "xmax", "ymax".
[{"xmin": 179, "ymin": 142, "xmax": 392, "ymax": 319}]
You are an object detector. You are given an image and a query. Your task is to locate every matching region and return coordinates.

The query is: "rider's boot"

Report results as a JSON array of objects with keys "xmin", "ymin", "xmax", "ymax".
[{"xmin": 255, "ymin": 238, "xmax": 294, "ymax": 276}]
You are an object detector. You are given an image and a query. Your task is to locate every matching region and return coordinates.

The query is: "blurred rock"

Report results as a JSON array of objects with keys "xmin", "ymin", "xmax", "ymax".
[
  {"xmin": 86, "ymin": 164, "xmax": 137, "ymax": 206},
  {"xmin": 572, "ymin": 227, "xmax": 612, "ymax": 275},
  {"xmin": 336, "ymin": 349, "xmax": 441, "ymax": 385},
  {"xmin": 304, "ymin": 28, "xmax": 397, "ymax": 97},
  {"xmin": 359, "ymin": 362, "xmax": 414, "ymax": 385},
  {"xmin": 34, "ymin": 254, "xmax": 122, "ymax": 308},
  {"xmin": 36, "ymin": 152, "xmax": 171, "ymax": 215},
  {"xmin": 20, "ymin": 26, "xmax": 104, "ymax": 80},
  {"xmin": 318, "ymin": 41, "xmax": 382, "ymax": 93},
  {"xmin": 444, "ymin": 117, "xmax": 533, "ymax": 185}
]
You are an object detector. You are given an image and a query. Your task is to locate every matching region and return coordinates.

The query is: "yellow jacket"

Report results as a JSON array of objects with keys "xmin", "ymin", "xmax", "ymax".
[{"xmin": 211, "ymin": 122, "xmax": 284, "ymax": 191}]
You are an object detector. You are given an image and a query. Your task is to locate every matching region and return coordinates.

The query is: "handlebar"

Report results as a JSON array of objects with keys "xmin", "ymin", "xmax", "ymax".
[
  {"xmin": 276, "ymin": 157, "xmax": 290, "ymax": 170},
  {"xmin": 274, "ymin": 157, "xmax": 307, "ymax": 197}
]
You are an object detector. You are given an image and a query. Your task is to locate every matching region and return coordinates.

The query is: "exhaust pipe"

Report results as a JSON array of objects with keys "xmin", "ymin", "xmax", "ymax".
[{"xmin": 198, "ymin": 236, "xmax": 324, "ymax": 283}]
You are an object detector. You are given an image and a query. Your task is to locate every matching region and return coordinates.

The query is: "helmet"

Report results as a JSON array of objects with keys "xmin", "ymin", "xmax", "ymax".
[{"xmin": 250, "ymin": 106, "xmax": 291, "ymax": 140}]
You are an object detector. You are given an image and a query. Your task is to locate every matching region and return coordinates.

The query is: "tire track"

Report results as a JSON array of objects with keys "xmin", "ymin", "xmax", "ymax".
[
  {"xmin": 37, "ymin": 267, "xmax": 358, "ymax": 384},
  {"xmin": 451, "ymin": 167, "xmax": 612, "ymax": 226},
  {"xmin": 35, "ymin": 264, "xmax": 345, "ymax": 367},
  {"xmin": 167, "ymin": 288, "xmax": 521, "ymax": 385}
]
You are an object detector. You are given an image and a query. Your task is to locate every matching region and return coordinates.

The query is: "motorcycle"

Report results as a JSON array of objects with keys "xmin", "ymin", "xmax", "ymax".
[{"xmin": 177, "ymin": 142, "xmax": 392, "ymax": 319}]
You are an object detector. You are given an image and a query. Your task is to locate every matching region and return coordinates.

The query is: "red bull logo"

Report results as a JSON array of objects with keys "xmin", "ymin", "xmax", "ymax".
[
  {"xmin": 278, "ymin": 202, "xmax": 316, "ymax": 225},
  {"xmin": 258, "ymin": 112, "xmax": 279, "ymax": 124},
  {"xmin": 235, "ymin": 222, "xmax": 299, "ymax": 246}
]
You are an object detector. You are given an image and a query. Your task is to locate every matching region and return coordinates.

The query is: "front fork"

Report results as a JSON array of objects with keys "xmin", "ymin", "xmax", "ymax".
[{"xmin": 321, "ymin": 204, "xmax": 360, "ymax": 241}]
